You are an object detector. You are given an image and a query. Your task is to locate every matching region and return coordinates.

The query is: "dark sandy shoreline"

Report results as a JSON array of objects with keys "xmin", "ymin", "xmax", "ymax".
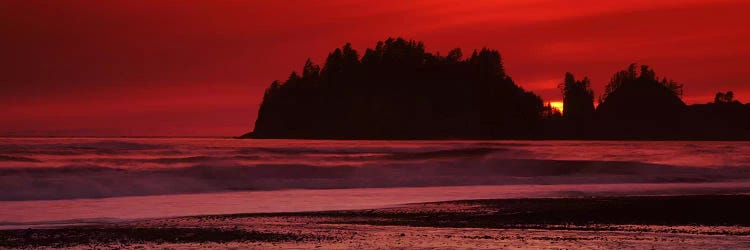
[{"xmin": 3, "ymin": 194, "xmax": 750, "ymax": 249}]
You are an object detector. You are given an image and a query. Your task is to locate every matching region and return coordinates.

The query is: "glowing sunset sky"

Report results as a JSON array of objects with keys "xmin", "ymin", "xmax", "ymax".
[{"xmin": 1, "ymin": 0, "xmax": 748, "ymax": 136}]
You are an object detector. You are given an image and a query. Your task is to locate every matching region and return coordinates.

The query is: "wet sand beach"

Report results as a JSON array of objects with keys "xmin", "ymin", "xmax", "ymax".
[{"xmin": 3, "ymin": 194, "xmax": 750, "ymax": 249}]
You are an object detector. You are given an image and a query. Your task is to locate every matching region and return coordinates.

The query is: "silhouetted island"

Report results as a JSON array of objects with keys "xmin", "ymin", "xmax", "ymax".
[{"xmin": 241, "ymin": 38, "xmax": 750, "ymax": 140}]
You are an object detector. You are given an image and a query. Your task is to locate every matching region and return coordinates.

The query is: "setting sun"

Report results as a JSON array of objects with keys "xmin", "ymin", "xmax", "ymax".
[
  {"xmin": 2, "ymin": 1, "xmax": 750, "ymax": 248},
  {"xmin": 549, "ymin": 101, "xmax": 564, "ymax": 113}
]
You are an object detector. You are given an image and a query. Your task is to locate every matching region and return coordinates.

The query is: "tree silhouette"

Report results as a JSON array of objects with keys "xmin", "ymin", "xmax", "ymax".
[
  {"xmin": 557, "ymin": 72, "xmax": 595, "ymax": 137},
  {"xmin": 714, "ymin": 91, "xmax": 737, "ymax": 104},
  {"xmin": 682, "ymin": 90, "xmax": 750, "ymax": 139},
  {"xmin": 595, "ymin": 64, "xmax": 686, "ymax": 139},
  {"xmin": 249, "ymin": 38, "xmax": 544, "ymax": 139},
  {"xmin": 243, "ymin": 41, "xmax": 750, "ymax": 140}
]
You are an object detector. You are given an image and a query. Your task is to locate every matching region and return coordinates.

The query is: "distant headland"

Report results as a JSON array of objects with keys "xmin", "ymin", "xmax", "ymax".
[{"xmin": 241, "ymin": 38, "xmax": 750, "ymax": 140}]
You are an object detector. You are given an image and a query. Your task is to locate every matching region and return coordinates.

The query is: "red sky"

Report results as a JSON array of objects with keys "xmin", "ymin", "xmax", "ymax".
[{"xmin": 1, "ymin": 0, "xmax": 748, "ymax": 137}]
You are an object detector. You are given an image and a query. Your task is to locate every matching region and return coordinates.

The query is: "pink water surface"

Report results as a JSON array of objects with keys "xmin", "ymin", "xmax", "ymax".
[
  {"xmin": 2, "ymin": 138, "xmax": 750, "ymax": 227},
  {"xmin": 3, "ymin": 182, "xmax": 750, "ymax": 228}
]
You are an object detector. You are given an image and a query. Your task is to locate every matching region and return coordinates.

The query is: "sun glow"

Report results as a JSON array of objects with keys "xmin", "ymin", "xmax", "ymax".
[{"xmin": 549, "ymin": 101, "xmax": 564, "ymax": 113}]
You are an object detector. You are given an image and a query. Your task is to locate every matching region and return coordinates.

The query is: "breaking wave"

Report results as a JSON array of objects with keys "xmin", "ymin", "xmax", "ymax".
[
  {"xmin": 2, "ymin": 159, "xmax": 749, "ymax": 201},
  {"xmin": 2, "ymin": 138, "xmax": 750, "ymax": 201}
]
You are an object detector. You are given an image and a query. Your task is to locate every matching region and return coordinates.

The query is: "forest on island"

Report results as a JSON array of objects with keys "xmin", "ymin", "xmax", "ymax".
[{"xmin": 245, "ymin": 38, "xmax": 750, "ymax": 140}]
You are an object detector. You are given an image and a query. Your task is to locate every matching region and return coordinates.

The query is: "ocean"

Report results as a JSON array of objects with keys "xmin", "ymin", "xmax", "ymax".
[{"xmin": 2, "ymin": 138, "xmax": 750, "ymax": 228}]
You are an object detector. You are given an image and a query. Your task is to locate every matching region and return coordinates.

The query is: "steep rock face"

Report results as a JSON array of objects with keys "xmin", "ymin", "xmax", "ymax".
[{"xmin": 249, "ymin": 38, "xmax": 543, "ymax": 139}]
